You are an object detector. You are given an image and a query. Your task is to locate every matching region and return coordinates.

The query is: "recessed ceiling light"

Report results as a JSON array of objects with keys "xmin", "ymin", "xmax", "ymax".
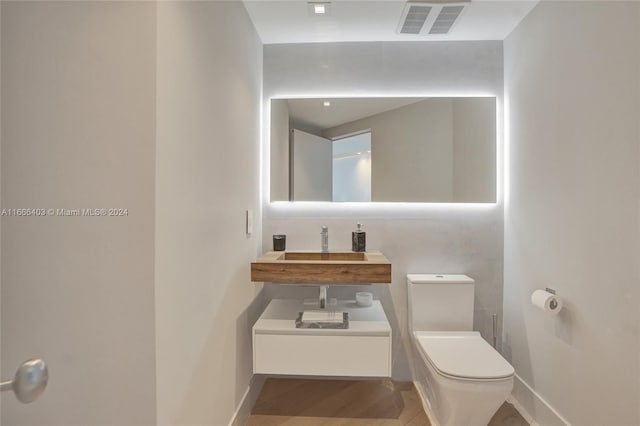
[
  {"xmin": 308, "ymin": 2, "xmax": 331, "ymax": 16},
  {"xmin": 323, "ymin": 101, "xmax": 331, "ymax": 107}
]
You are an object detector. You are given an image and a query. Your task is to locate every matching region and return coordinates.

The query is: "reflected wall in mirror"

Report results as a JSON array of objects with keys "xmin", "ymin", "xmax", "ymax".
[{"xmin": 270, "ymin": 97, "xmax": 497, "ymax": 203}]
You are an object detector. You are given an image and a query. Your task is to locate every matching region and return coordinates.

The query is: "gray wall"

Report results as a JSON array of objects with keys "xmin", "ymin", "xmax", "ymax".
[
  {"xmin": 270, "ymin": 99, "xmax": 290, "ymax": 201},
  {"xmin": 503, "ymin": 2, "xmax": 640, "ymax": 425},
  {"xmin": 323, "ymin": 97, "xmax": 496, "ymax": 203},
  {"xmin": 324, "ymin": 99, "xmax": 454, "ymax": 202},
  {"xmin": 1, "ymin": 2, "xmax": 157, "ymax": 424},
  {"xmin": 263, "ymin": 41, "xmax": 504, "ymax": 381},
  {"xmin": 155, "ymin": 2, "xmax": 264, "ymax": 426},
  {"xmin": 452, "ymin": 98, "xmax": 496, "ymax": 202}
]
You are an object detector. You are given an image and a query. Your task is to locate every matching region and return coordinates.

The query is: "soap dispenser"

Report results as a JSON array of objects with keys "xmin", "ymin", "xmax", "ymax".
[{"xmin": 352, "ymin": 222, "xmax": 366, "ymax": 252}]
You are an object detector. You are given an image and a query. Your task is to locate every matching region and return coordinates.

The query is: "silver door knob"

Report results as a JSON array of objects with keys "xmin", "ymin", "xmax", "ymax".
[{"xmin": 0, "ymin": 359, "xmax": 48, "ymax": 403}]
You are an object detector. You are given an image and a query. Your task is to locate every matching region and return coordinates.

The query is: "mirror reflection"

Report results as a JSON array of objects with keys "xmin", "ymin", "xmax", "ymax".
[{"xmin": 270, "ymin": 97, "xmax": 496, "ymax": 203}]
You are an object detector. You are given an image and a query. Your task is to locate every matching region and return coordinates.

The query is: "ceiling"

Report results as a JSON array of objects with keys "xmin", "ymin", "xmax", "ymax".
[
  {"xmin": 243, "ymin": 0, "xmax": 538, "ymax": 44},
  {"xmin": 287, "ymin": 97, "xmax": 426, "ymax": 129}
]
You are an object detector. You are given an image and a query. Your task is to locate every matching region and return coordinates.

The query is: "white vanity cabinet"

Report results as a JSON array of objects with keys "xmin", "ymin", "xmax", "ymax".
[{"xmin": 253, "ymin": 299, "xmax": 392, "ymax": 377}]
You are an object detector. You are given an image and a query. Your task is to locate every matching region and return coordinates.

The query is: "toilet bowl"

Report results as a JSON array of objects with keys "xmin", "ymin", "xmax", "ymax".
[
  {"xmin": 407, "ymin": 274, "xmax": 514, "ymax": 426},
  {"xmin": 414, "ymin": 331, "xmax": 514, "ymax": 425}
]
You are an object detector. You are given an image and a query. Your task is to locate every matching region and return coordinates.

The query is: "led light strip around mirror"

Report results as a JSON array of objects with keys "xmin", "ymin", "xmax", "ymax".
[{"xmin": 262, "ymin": 93, "xmax": 504, "ymax": 212}]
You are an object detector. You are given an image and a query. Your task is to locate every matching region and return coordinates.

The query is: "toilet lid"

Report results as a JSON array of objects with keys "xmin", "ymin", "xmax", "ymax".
[{"xmin": 415, "ymin": 332, "xmax": 514, "ymax": 380}]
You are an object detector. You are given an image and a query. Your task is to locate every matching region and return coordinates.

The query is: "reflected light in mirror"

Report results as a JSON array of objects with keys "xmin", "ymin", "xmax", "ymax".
[{"xmin": 264, "ymin": 92, "xmax": 503, "ymax": 209}]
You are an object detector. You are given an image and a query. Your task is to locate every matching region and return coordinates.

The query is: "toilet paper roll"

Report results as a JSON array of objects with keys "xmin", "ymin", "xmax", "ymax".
[{"xmin": 531, "ymin": 289, "xmax": 563, "ymax": 315}]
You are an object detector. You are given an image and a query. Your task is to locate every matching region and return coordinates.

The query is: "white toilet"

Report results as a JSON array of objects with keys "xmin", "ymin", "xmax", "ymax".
[{"xmin": 407, "ymin": 274, "xmax": 514, "ymax": 426}]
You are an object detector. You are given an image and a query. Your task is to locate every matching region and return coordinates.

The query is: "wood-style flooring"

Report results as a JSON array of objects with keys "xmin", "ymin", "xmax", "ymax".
[{"xmin": 247, "ymin": 378, "xmax": 528, "ymax": 426}]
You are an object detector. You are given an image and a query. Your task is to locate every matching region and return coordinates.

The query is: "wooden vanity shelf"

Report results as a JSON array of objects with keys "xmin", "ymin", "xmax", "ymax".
[{"xmin": 251, "ymin": 251, "xmax": 392, "ymax": 284}]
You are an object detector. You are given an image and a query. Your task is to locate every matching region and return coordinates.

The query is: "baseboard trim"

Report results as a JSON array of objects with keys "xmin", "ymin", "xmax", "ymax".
[
  {"xmin": 506, "ymin": 394, "xmax": 538, "ymax": 426},
  {"xmin": 412, "ymin": 380, "xmax": 439, "ymax": 426},
  {"xmin": 227, "ymin": 375, "xmax": 266, "ymax": 426},
  {"xmin": 511, "ymin": 373, "xmax": 571, "ymax": 426}
]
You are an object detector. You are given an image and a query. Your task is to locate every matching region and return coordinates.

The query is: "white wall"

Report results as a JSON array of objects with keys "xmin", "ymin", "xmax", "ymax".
[
  {"xmin": 332, "ymin": 133, "xmax": 371, "ymax": 203},
  {"xmin": 0, "ymin": 3, "xmax": 3, "ymax": 420},
  {"xmin": 332, "ymin": 153, "xmax": 371, "ymax": 202},
  {"xmin": 324, "ymin": 99, "xmax": 454, "ymax": 202},
  {"xmin": 503, "ymin": 2, "xmax": 640, "ymax": 425},
  {"xmin": 263, "ymin": 41, "xmax": 504, "ymax": 380},
  {"xmin": 0, "ymin": 3, "xmax": 3, "ymax": 421},
  {"xmin": 155, "ymin": 2, "xmax": 264, "ymax": 426},
  {"xmin": 1, "ymin": 2, "xmax": 157, "ymax": 424},
  {"xmin": 291, "ymin": 130, "xmax": 332, "ymax": 201}
]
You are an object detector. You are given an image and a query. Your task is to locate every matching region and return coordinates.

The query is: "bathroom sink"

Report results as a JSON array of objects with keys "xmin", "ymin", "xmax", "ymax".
[
  {"xmin": 251, "ymin": 251, "xmax": 391, "ymax": 284},
  {"xmin": 283, "ymin": 251, "xmax": 366, "ymax": 261}
]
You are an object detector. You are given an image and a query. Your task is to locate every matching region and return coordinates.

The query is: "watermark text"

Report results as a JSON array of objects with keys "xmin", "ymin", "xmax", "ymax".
[{"xmin": 1, "ymin": 208, "xmax": 129, "ymax": 217}]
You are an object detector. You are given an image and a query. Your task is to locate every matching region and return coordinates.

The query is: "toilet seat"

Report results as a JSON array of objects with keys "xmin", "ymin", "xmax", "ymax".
[{"xmin": 414, "ymin": 331, "xmax": 514, "ymax": 381}]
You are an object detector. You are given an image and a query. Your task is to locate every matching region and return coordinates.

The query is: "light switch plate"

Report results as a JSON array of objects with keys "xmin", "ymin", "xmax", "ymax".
[{"xmin": 246, "ymin": 209, "xmax": 253, "ymax": 235}]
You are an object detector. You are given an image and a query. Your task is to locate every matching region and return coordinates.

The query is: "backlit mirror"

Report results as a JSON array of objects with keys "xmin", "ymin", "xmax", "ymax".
[{"xmin": 270, "ymin": 97, "xmax": 496, "ymax": 203}]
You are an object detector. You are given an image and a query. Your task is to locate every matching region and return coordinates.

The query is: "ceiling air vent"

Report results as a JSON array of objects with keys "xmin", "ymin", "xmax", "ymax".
[
  {"xmin": 429, "ymin": 5, "xmax": 466, "ymax": 34},
  {"xmin": 397, "ymin": 1, "xmax": 470, "ymax": 35},
  {"xmin": 399, "ymin": 4, "xmax": 432, "ymax": 34}
]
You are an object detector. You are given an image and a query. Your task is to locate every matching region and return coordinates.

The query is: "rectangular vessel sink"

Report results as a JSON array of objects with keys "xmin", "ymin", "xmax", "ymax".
[
  {"xmin": 251, "ymin": 251, "xmax": 391, "ymax": 284},
  {"xmin": 283, "ymin": 251, "xmax": 366, "ymax": 261}
]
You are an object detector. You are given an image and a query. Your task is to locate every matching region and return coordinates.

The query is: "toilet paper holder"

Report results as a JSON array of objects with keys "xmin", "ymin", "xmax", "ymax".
[{"xmin": 545, "ymin": 287, "xmax": 558, "ymax": 309}]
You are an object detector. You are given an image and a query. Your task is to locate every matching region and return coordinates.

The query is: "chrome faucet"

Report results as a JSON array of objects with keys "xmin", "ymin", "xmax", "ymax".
[
  {"xmin": 321, "ymin": 226, "xmax": 329, "ymax": 252},
  {"xmin": 320, "ymin": 226, "xmax": 329, "ymax": 308},
  {"xmin": 319, "ymin": 285, "xmax": 328, "ymax": 309}
]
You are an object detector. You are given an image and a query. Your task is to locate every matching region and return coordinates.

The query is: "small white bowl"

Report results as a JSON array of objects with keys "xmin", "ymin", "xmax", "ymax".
[{"xmin": 355, "ymin": 292, "xmax": 373, "ymax": 307}]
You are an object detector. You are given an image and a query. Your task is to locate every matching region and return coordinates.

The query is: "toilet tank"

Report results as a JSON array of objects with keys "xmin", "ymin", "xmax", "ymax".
[{"xmin": 407, "ymin": 274, "xmax": 475, "ymax": 332}]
